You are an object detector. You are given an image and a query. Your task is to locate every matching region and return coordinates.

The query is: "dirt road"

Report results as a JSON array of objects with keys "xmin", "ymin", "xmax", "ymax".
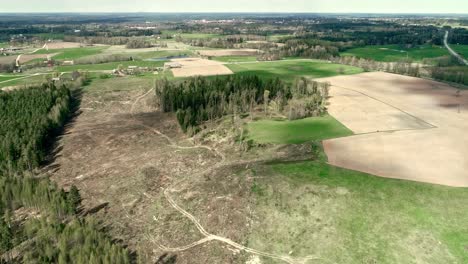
[{"xmin": 444, "ymin": 31, "xmax": 468, "ymax": 65}]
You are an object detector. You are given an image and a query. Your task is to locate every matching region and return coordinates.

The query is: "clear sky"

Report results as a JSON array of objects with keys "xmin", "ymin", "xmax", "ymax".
[{"xmin": 1, "ymin": 0, "xmax": 467, "ymax": 13}]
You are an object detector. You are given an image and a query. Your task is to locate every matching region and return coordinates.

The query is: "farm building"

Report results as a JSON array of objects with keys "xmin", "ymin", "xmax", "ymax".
[{"xmin": 164, "ymin": 62, "xmax": 182, "ymax": 69}]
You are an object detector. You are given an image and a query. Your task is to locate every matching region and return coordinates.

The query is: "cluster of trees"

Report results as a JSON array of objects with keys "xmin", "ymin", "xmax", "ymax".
[
  {"xmin": 278, "ymin": 38, "xmax": 340, "ymax": 60},
  {"xmin": 448, "ymin": 28, "xmax": 468, "ymax": 45},
  {"xmin": 125, "ymin": 38, "xmax": 153, "ymax": 49},
  {"xmin": 0, "ymin": 83, "xmax": 71, "ymax": 175},
  {"xmin": 155, "ymin": 75, "xmax": 330, "ymax": 132},
  {"xmin": 182, "ymin": 36, "xmax": 241, "ymax": 49},
  {"xmin": 155, "ymin": 76, "xmax": 290, "ymax": 132},
  {"xmin": 429, "ymin": 67, "xmax": 468, "ymax": 86},
  {"xmin": 287, "ymin": 78, "xmax": 329, "ymax": 120},
  {"xmin": 0, "ymin": 83, "xmax": 130, "ymax": 263},
  {"xmin": 332, "ymin": 56, "xmax": 421, "ymax": 77}
]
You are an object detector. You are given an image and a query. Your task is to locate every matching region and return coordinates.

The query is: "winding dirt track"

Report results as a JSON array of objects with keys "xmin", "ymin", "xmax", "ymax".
[{"xmin": 130, "ymin": 88, "xmax": 325, "ymax": 264}]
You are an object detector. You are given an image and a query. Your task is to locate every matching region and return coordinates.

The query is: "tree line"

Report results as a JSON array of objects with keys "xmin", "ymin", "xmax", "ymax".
[{"xmin": 155, "ymin": 75, "xmax": 329, "ymax": 133}]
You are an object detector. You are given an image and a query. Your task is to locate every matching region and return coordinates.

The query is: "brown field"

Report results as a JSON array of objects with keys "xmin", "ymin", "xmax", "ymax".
[
  {"xmin": 170, "ymin": 57, "xmax": 233, "ymax": 77},
  {"xmin": 318, "ymin": 72, "xmax": 468, "ymax": 187},
  {"xmin": 0, "ymin": 55, "xmax": 16, "ymax": 64},
  {"xmin": 44, "ymin": 42, "xmax": 83, "ymax": 49},
  {"xmin": 197, "ymin": 49, "xmax": 260, "ymax": 57}
]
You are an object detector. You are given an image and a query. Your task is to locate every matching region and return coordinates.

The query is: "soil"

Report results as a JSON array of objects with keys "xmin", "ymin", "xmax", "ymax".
[{"xmin": 318, "ymin": 72, "xmax": 468, "ymax": 187}]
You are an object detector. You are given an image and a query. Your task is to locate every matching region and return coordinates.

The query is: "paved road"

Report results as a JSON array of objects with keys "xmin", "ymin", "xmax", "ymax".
[{"xmin": 444, "ymin": 31, "xmax": 468, "ymax": 65}]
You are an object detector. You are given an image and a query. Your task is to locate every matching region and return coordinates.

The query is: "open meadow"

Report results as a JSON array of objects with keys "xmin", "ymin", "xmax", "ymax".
[{"xmin": 341, "ymin": 44, "xmax": 449, "ymax": 62}]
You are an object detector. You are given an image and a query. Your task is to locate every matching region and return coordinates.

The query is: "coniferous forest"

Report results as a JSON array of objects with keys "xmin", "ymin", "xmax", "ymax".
[
  {"xmin": 0, "ymin": 83, "xmax": 130, "ymax": 263},
  {"xmin": 155, "ymin": 75, "xmax": 329, "ymax": 133}
]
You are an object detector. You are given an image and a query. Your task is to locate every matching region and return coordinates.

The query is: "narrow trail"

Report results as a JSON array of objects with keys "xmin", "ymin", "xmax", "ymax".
[
  {"xmin": 444, "ymin": 31, "xmax": 468, "ymax": 66},
  {"xmin": 130, "ymin": 88, "xmax": 326, "ymax": 264}
]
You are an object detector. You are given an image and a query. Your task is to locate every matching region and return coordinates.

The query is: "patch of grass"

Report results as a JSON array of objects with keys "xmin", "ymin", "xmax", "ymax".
[
  {"xmin": 212, "ymin": 56, "xmax": 258, "ymax": 63},
  {"xmin": 55, "ymin": 60, "xmax": 165, "ymax": 72},
  {"xmin": 227, "ymin": 59, "xmax": 363, "ymax": 82},
  {"xmin": 161, "ymin": 31, "xmax": 223, "ymax": 39},
  {"xmin": 34, "ymin": 33, "xmax": 65, "ymax": 40},
  {"xmin": 0, "ymin": 74, "xmax": 48, "ymax": 88},
  {"xmin": 267, "ymin": 34, "xmax": 293, "ymax": 42},
  {"xmin": 451, "ymin": 44, "xmax": 468, "ymax": 58},
  {"xmin": 34, "ymin": 46, "xmax": 108, "ymax": 60},
  {"xmin": 0, "ymin": 75, "xmax": 23, "ymax": 83},
  {"xmin": 247, "ymin": 115, "xmax": 353, "ymax": 144},
  {"xmin": 341, "ymin": 44, "xmax": 449, "ymax": 62},
  {"xmin": 248, "ymin": 161, "xmax": 468, "ymax": 263}
]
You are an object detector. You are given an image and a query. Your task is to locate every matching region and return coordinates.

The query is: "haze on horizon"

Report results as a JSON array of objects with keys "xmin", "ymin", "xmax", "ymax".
[{"xmin": 1, "ymin": 0, "xmax": 468, "ymax": 14}]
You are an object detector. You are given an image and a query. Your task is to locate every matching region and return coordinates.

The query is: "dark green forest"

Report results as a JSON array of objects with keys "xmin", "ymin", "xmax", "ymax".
[{"xmin": 0, "ymin": 84, "xmax": 130, "ymax": 263}]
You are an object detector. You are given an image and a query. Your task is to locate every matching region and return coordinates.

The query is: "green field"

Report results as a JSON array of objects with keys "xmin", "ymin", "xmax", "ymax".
[
  {"xmin": 451, "ymin": 45, "xmax": 468, "ymax": 58},
  {"xmin": 227, "ymin": 59, "xmax": 363, "ymax": 81},
  {"xmin": 56, "ymin": 60, "xmax": 165, "ymax": 72},
  {"xmin": 248, "ymin": 160, "xmax": 468, "ymax": 263},
  {"xmin": 341, "ymin": 45, "xmax": 449, "ymax": 62},
  {"xmin": 161, "ymin": 30, "xmax": 223, "ymax": 39},
  {"xmin": 0, "ymin": 75, "xmax": 23, "ymax": 83},
  {"xmin": 212, "ymin": 56, "xmax": 258, "ymax": 63},
  {"xmin": 34, "ymin": 46, "xmax": 108, "ymax": 60},
  {"xmin": 247, "ymin": 115, "xmax": 353, "ymax": 144},
  {"xmin": 0, "ymin": 74, "xmax": 48, "ymax": 88}
]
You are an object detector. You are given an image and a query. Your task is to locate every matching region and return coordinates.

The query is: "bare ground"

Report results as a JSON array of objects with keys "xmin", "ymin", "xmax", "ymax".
[
  {"xmin": 170, "ymin": 57, "xmax": 233, "ymax": 77},
  {"xmin": 318, "ymin": 72, "xmax": 468, "ymax": 187}
]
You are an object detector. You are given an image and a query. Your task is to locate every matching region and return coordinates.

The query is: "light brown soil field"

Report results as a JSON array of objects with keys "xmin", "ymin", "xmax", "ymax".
[
  {"xmin": 198, "ymin": 49, "xmax": 260, "ymax": 57},
  {"xmin": 170, "ymin": 57, "xmax": 233, "ymax": 77},
  {"xmin": 0, "ymin": 55, "xmax": 16, "ymax": 64},
  {"xmin": 318, "ymin": 72, "xmax": 468, "ymax": 187},
  {"xmin": 44, "ymin": 42, "xmax": 83, "ymax": 49}
]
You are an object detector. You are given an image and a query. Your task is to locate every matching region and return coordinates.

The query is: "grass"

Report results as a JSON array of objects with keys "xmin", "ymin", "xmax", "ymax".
[
  {"xmin": 55, "ymin": 60, "xmax": 166, "ymax": 72},
  {"xmin": 212, "ymin": 56, "xmax": 258, "ymax": 63},
  {"xmin": 247, "ymin": 160, "xmax": 468, "ymax": 263},
  {"xmin": 0, "ymin": 74, "xmax": 48, "ymax": 88},
  {"xmin": 247, "ymin": 115, "xmax": 353, "ymax": 144},
  {"xmin": 34, "ymin": 46, "xmax": 108, "ymax": 60},
  {"xmin": 0, "ymin": 75, "xmax": 24, "ymax": 83},
  {"xmin": 451, "ymin": 44, "xmax": 468, "ymax": 58},
  {"xmin": 341, "ymin": 44, "xmax": 449, "ymax": 62},
  {"xmin": 161, "ymin": 30, "xmax": 223, "ymax": 39},
  {"xmin": 227, "ymin": 59, "xmax": 363, "ymax": 82}
]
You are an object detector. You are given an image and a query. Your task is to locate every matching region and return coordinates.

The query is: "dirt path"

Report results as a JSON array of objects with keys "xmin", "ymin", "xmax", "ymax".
[
  {"xmin": 130, "ymin": 88, "xmax": 325, "ymax": 264},
  {"xmin": 444, "ymin": 31, "xmax": 468, "ymax": 65}
]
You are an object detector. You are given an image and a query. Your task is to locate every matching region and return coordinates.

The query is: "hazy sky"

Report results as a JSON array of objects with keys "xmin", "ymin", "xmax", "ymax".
[{"xmin": 1, "ymin": 0, "xmax": 467, "ymax": 13}]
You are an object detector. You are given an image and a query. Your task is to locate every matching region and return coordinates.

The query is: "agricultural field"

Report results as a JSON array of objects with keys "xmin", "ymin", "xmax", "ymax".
[
  {"xmin": 0, "ymin": 75, "xmax": 22, "ymax": 82},
  {"xmin": 55, "ymin": 60, "xmax": 165, "ymax": 72},
  {"xmin": 161, "ymin": 30, "xmax": 223, "ymax": 39},
  {"xmin": 34, "ymin": 46, "xmax": 108, "ymax": 60},
  {"xmin": 0, "ymin": 74, "xmax": 48, "ymax": 89},
  {"xmin": 212, "ymin": 56, "xmax": 258, "ymax": 63},
  {"xmin": 247, "ymin": 115, "xmax": 352, "ymax": 144},
  {"xmin": 227, "ymin": 59, "xmax": 363, "ymax": 81},
  {"xmin": 341, "ymin": 44, "xmax": 449, "ymax": 62}
]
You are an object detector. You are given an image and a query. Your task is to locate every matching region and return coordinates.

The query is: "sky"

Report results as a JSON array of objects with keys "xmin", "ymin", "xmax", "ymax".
[{"xmin": 1, "ymin": 0, "xmax": 467, "ymax": 14}]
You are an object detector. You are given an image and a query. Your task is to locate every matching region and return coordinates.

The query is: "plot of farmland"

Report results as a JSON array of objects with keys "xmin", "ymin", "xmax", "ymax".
[
  {"xmin": 169, "ymin": 57, "xmax": 233, "ymax": 77},
  {"xmin": 340, "ymin": 45, "xmax": 449, "ymax": 62},
  {"xmin": 318, "ymin": 72, "xmax": 468, "ymax": 187},
  {"xmin": 198, "ymin": 49, "xmax": 260, "ymax": 57}
]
